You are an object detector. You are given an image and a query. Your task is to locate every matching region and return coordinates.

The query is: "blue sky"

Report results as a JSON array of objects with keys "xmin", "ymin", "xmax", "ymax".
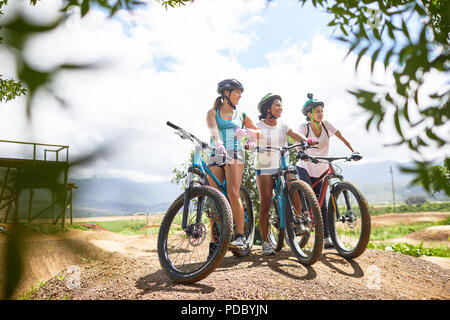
[
  {"xmin": 0, "ymin": 0, "xmax": 448, "ymax": 183},
  {"xmin": 235, "ymin": 1, "xmax": 334, "ymax": 68}
]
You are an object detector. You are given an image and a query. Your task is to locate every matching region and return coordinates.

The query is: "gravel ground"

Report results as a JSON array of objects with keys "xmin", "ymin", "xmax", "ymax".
[
  {"xmin": 29, "ymin": 242, "xmax": 449, "ymax": 300},
  {"xmin": 2, "ymin": 211, "xmax": 448, "ymax": 300}
]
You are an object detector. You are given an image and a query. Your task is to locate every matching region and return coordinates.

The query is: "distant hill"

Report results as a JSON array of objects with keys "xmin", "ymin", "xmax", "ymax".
[
  {"xmin": 60, "ymin": 160, "xmax": 447, "ymax": 217},
  {"xmin": 70, "ymin": 177, "xmax": 181, "ymax": 217}
]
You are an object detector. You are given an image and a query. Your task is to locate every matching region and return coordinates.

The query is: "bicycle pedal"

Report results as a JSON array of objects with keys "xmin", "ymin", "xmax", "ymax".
[{"xmin": 228, "ymin": 243, "xmax": 248, "ymax": 250}]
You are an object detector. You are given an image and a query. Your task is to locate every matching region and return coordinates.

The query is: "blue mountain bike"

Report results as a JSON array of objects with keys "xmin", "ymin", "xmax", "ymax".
[
  {"xmin": 251, "ymin": 142, "xmax": 324, "ymax": 265},
  {"xmin": 157, "ymin": 122, "xmax": 255, "ymax": 283}
]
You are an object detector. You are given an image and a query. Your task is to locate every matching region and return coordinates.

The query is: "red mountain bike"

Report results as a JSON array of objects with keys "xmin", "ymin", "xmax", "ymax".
[{"xmin": 298, "ymin": 146, "xmax": 371, "ymax": 259}]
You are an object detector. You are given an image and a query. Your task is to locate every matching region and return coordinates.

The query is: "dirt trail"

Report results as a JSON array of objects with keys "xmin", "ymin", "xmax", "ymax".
[{"xmin": 0, "ymin": 212, "xmax": 448, "ymax": 300}]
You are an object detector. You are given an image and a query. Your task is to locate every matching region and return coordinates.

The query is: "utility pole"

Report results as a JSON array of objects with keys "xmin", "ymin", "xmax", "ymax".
[{"xmin": 389, "ymin": 163, "xmax": 396, "ymax": 213}]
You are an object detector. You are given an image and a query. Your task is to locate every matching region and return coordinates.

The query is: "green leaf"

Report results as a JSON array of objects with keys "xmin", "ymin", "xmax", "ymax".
[
  {"xmin": 403, "ymin": 99, "xmax": 411, "ymax": 124},
  {"xmin": 383, "ymin": 46, "xmax": 394, "ymax": 70},
  {"xmin": 425, "ymin": 128, "xmax": 446, "ymax": 146},
  {"xmin": 371, "ymin": 46, "xmax": 381, "ymax": 74},
  {"xmin": 394, "ymin": 108, "xmax": 404, "ymax": 138},
  {"xmin": 401, "ymin": 19, "xmax": 410, "ymax": 41},
  {"xmin": 385, "ymin": 20, "xmax": 396, "ymax": 39},
  {"xmin": 81, "ymin": 0, "xmax": 89, "ymax": 17},
  {"xmin": 355, "ymin": 46, "xmax": 369, "ymax": 71},
  {"xmin": 358, "ymin": 20, "xmax": 369, "ymax": 39}
]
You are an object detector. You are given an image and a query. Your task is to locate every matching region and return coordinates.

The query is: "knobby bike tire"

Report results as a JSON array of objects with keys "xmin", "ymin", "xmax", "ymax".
[
  {"xmin": 267, "ymin": 199, "xmax": 284, "ymax": 252},
  {"xmin": 327, "ymin": 181, "xmax": 371, "ymax": 259},
  {"xmin": 157, "ymin": 185, "xmax": 233, "ymax": 283},
  {"xmin": 285, "ymin": 180, "xmax": 323, "ymax": 266},
  {"xmin": 230, "ymin": 186, "xmax": 255, "ymax": 258}
]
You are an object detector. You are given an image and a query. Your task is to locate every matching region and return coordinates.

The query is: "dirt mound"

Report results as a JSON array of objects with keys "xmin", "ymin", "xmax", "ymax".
[
  {"xmin": 29, "ymin": 247, "xmax": 449, "ymax": 300},
  {"xmin": 80, "ymin": 224, "xmax": 109, "ymax": 231},
  {"xmin": 371, "ymin": 211, "xmax": 449, "ymax": 227},
  {"xmin": 3, "ymin": 212, "xmax": 449, "ymax": 300},
  {"xmin": 407, "ymin": 225, "xmax": 450, "ymax": 242}
]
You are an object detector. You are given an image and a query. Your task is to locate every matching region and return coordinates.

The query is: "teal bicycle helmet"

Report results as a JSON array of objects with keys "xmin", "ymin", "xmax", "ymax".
[{"xmin": 302, "ymin": 93, "xmax": 324, "ymax": 116}]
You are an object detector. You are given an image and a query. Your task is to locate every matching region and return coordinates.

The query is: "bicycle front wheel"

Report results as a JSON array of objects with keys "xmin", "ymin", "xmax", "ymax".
[
  {"xmin": 328, "ymin": 181, "xmax": 371, "ymax": 259},
  {"xmin": 230, "ymin": 186, "xmax": 255, "ymax": 258},
  {"xmin": 157, "ymin": 186, "xmax": 233, "ymax": 283},
  {"xmin": 285, "ymin": 180, "xmax": 323, "ymax": 266}
]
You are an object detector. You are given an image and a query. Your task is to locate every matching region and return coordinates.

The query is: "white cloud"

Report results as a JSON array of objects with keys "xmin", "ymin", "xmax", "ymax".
[{"xmin": 0, "ymin": 0, "xmax": 448, "ymax": 184}]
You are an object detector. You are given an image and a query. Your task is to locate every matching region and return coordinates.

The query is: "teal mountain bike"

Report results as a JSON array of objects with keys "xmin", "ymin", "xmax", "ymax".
[
  {"xmin": 157, "ymin": 122, "xmax": 255, "ymax": 283},
  {"xmin": 251, "ymin": 142, "xmax": 324, "ymax": 265}
]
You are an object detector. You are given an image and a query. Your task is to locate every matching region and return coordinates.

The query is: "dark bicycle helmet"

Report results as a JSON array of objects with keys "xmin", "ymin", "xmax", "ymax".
[
  {"xmin": 217, "ymin": 79, "xmax": 244, "ymax": 95},
  {"xmin": 257, "ymin": 93, "xmax": 282, "ymax": 120},
  {"xmin": 216, "ymin": 79, "xmax": 244, "ymax": 110},
  {"xmin": 302, "ymin": 93, "xmax": 324, "ymax": 116}
]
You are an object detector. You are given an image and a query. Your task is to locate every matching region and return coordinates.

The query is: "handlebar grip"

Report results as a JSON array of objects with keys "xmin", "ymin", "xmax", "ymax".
[{"xmin": 167, "ymin": 121, "xmax": 181, "ymax": 130}]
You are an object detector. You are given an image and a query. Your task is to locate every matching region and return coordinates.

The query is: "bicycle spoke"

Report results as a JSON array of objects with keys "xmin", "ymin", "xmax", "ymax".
[
  {"xmin": 329, "ymin": 181, "xmax": 370, "ymax": 258},
  {"xmin": 165, "ymin": 195, "xmax": 221, "ymax": 274},
  {"xmin": 284, "ymin": 180, "xmax": 323, "ymax": 265}
]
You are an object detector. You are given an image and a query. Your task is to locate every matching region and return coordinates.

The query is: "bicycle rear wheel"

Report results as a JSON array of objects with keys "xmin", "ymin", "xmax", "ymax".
[
  {"xmin": 267, "ymin": 198, "xmax": 284, "ymax": 252},
  {"xmin": 285, "ymin": 180, "xmax": 323, "ymax": 265},
  {"xmin": 157, "ymin": 186, "xmax": 232, "ymax": 283},
  {"xmin": 230, "ymin": 186, "xmax": 255, "ymax": 258},
  {"xmin": 328, "ymin": 181, "xmax": 371, "ymax": 259}
]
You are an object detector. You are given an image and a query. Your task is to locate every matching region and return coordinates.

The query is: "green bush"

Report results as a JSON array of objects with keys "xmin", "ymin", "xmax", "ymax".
[
  {"xmin": 367, "ymin": 242, "xmax": 450, "ymax": 258},
  {"xmin": 370, "ymin": 201, "xmax": 450, "ymax": 216}
]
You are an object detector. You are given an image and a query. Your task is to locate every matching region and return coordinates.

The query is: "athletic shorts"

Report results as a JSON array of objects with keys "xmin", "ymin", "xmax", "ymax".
[
  {"xmin": 207, "ymin": 148, "xmax": 244, "ymax": 167},
  {"xmin": 255, "ymin": 168, "xmax": 279, "ymax": 176}
]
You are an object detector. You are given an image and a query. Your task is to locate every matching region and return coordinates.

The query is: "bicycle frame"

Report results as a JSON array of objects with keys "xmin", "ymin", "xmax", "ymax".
[
  {"xmin": 186, "ymin": 144, "xmax": 251, "ymax": 232},
  {"xmin": 182, "ymin": 144, "xmax": 227, "ymax": 231},
  {"xmin": 310, "ymin": 162, "xmax": 347, "ymax": 222},
  {"xmin": 270, "ymin": 146, "xmax": 302, "ymax": 229}
]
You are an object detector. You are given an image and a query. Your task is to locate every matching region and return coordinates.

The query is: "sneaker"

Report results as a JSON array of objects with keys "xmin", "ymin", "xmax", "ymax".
[
  {"xmin": 262, "ymin": 241, "xmax": 275, "ymax": 256},
  {"xmin": 230, "ymin": 234, "xmax": 247, "ymax": 248},
  {"xmin": 324, "ymin": 237, "xmax": 334, "ymax": 249},
  {"xmin": 207, "ymin": 242, "xmax": 218, "ymax": 260}
]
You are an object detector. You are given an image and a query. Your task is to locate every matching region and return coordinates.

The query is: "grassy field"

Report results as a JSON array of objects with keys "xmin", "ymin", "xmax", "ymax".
[
  {"xmin": 369, "ymin": 201, "xmax": 450, "ymax": 216},
  {"xmin": 65, "ymin": 212, "xmax": 450, "ymax": 259}
]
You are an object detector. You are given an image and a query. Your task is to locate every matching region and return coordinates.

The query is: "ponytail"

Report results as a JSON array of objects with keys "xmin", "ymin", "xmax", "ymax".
[{"xmin": 213, "ymin": 96, "xmax": 223, "ymax": 110}]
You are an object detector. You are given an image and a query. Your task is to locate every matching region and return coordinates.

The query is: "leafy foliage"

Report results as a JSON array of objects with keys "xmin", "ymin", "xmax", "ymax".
[
  {"xmin": 0, "ymin": 77, "xmax": 26, "ymax": 102},
  {"xmin": 368, "ymin": 241, "xmax": 450, "ymax": 257},
  {"xmin": 299, "ymin": 0, "xmax": 449, "ymax": 196},
  {"xmin": 369, "ymin": 200, "xmax": 450, "ymax": 215}
]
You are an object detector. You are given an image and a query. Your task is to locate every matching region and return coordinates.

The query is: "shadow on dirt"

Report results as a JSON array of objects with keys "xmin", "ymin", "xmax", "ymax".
[
  {"xmin": 135, "ymin": 248, "xmax": 365, "ymax": 296},
  {"xmin": 135, "ymin": 269, "xmax": 216, "ymax": 297},
  {"xmin": 320, "ymin": 252, "xmax": 365, "ymax": 278},
  {"xmin": 217, "ymin": 250, "xmax": 318, "ymax": 281}
]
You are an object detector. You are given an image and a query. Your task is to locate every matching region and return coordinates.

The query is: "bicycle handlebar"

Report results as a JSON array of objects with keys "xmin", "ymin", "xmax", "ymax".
[
  {"xmin": 167, "ymin": 121, "xmax": 210, "ymax": 149},
  {"xmin": 167, "ymin": 121, "xmax": 234, "ymax": 163},
  {"xmin": 302, "ymin": 154, "xmax": 362, "ymax": 164},
  {"xmin": 167, "ymin": 121, "xmax": 182, "ymax": 130},
  {"xmin": 247, "ymin": 141, "xmax": 317, "ymax": 153}
]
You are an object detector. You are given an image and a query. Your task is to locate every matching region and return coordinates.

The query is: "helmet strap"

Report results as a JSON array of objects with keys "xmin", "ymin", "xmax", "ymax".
[
  {"xmin": 223, "ymin": 92, "xmax": 236, "ymax": 110},
  {"xmin": 267, "ymin": 110, "xmax": 278, "ymax": 120},
  {"xmin": 312, "ymin": 107, "xmax": 320, "ymax": 130}
]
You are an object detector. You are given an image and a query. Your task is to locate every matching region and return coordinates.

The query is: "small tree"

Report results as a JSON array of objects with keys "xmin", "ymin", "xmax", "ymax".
[{"xmin": 405, "ymin": 194, "xmax": 427, "ymax": 205}]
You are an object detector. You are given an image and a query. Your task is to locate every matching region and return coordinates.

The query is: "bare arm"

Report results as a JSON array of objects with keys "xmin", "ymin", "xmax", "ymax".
[
  {"xmin": 335, "ymin": 130, "xmax": 355, "ymax": 152},
  {"xmin": 243, "ymin": 114, "xmax": 261, "ymax": 139},
  {"xmin": 206, "ymin": 109, "xmax": 223, "ymax": 145},
  {"xmin": 287, "ymin": 129, "xmax": 307, "ymax": 143}
]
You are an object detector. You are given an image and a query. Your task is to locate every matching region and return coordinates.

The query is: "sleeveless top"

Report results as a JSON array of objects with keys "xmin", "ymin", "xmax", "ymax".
[{"xmin": 210, "ymin": 109, "xmax": 243, "ymax": 151}]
